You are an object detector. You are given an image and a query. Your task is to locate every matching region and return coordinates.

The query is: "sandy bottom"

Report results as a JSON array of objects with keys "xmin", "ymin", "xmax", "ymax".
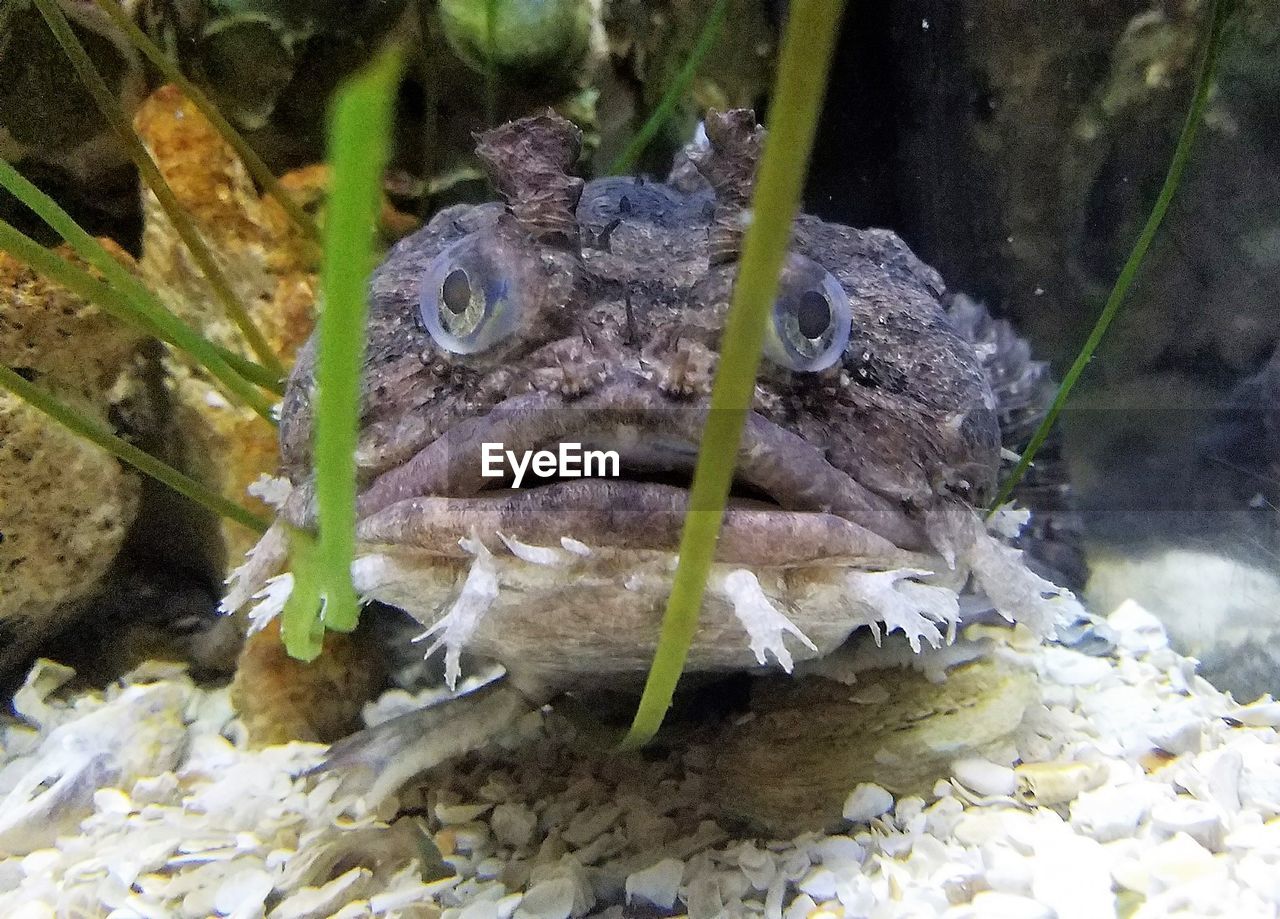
[{"xmin": 2, "ymin": 600, "xmax": 1280, "ymax": 919}]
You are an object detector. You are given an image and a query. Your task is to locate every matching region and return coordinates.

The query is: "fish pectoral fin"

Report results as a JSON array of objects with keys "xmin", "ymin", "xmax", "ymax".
[{"xmin": 316, "ymin": 677, "xmax": 535, "ymax": 811}]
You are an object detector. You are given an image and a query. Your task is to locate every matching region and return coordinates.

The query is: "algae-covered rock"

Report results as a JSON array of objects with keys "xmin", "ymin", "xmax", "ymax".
[
  {"xmin": 133, "ymin": 83, "xmax": 320, "ymax": 567},
  {"xmin": 0, "ymin": 243, "xmax": 147, "ymax": 677},
  {"xmin": 230, "ymin": 618, "xmax": 386, "ymax": 745},
  {"xmin": 709, "ymin": 655, "xmax": 1037, "ymax": 836}
]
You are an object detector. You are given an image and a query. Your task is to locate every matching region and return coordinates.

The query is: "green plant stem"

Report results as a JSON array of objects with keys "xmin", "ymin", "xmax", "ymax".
[
  {"xmin": 310, "ymin": 47, "xmax": 404, "ymax": 637},
  {"xmin": 0, "ymin": 156, "xmax": 284, "ymax": 399},
  {"xmin": 281, "ymin": 527, "xmax": 325, "ymax": 661},
  {"xmin": 0, "ymin": 215, "xmax": 280, "ymax": 420},
  {"xmin": 621, "ymin": 0, "xmax": 846, "ymax": 750},
  {"xmin": 609, "ymin": 0, "xmax": 730, "ymax": 175},
  {"xmin": 0, "ymin": 363, "xmax": 270, "ymax": 535},
  {"xmin": 987, "ymin": 0, "xmax": 1232, "ymax": 515},
  {"xmin": 32, "ymin": 0, "xmax": 284, "ymax": 376},
  {"xmin": 88, "ymin": 0, "xmax": 322, "ymax": 244}
]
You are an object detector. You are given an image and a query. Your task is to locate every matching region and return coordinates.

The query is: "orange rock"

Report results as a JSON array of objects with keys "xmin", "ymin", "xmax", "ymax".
[
  {"xmin": 230, "ymin": 617, "xmax": 386, "ymax": 745},
  {"xmin": 0, "ymin": 244, "xmax": 148, "ymax": 675},
  {"xmin": 132, "ymin": 85, "xmax": 320, "ymax": 565}
]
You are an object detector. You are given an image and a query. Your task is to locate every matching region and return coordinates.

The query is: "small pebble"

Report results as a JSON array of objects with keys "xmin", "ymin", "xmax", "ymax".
[
  {"xmin": 1143, "ymin": 833, "xmax": 1225, "ymax": 889},
  {"xmin": 625, "ymin": 858, "xmax": 683, "ymax": 910},
  {"xmin": 1015, "ymin": 761, "xmax": 1107, "ymax": 806},
  {"xmin": 1107, "ymin": 600, "xmax": 1169, "ymax": 653},
  {"xmin": 952, "ymin": 758, "xmax": 1017, "ymax": 797},
  {"xmin": 842, "ymin": 784, "xmax": 893, "ymax": 824},
  {"xmin": 1233, "ymin": 700, "xmax": 1280, "ymax": 728},
  {"xmin": 491, "ymin": 803, "xmax": 538, "ymax": 848},
  {"xmin": 515, "ymin": 877, "xmax": 575, "ymax": 919},
  {"xmin": 967, "ymin": 890, "xmax": 1054, "ymax": 919},
  {"xmin": 797, "ymin": 866, "xmax": 838, "ymax": 901},
  {"xmin": 213, "ymin": 866, "xmax": 273, "ymax": 915},
  {"xmin": 6, "ymin": 599, "xmax": 1280, "ymax": 919},
  {"xmin": 1070, "ymin": 784, "xmax": 1160, "ymax": 843},
  {"xmin": 1041, "ymin": 649, "xmax": 1112, "ymax": 686},
  {"xmin": 1150, "ymin": 798, "xmax": 1225, "ymax": 851}
]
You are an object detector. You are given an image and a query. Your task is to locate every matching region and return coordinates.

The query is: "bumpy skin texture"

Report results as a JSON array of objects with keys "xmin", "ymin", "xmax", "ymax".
[
  {"xmin": 277, "ymin": 112, "xmax": 1000, "ymax": 557},
  {"xmin": 234, "ymin": 111, "xmax": 1028, "ymax": 713}
]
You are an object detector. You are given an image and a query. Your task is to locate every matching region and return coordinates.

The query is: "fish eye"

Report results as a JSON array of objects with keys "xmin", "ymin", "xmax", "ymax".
[
  {"xmin": 764, "ymin": 255, "xmax": 851, "ymax": 372},
  {"xmin": 420, "ymin": 233, "xmax": 523, "ymax": 354}
]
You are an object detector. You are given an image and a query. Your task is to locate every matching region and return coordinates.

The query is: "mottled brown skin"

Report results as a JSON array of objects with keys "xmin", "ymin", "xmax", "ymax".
[
  {"xmin": 240, "ymin": 110, "xmax": 1014, "ymax": 775},
  {"xmin": 275, "ymin": 111, "xmax": 1000, "ymax": 561}
]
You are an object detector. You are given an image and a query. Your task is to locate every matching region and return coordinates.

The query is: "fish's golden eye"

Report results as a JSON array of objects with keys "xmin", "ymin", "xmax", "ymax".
[
  {"xmin": 420, "ymin": 233, "xmax": 523, "ymax": 354},
  {"xmin": 764, "ymin": 255, "xmax": 851, "ymax": 372}
]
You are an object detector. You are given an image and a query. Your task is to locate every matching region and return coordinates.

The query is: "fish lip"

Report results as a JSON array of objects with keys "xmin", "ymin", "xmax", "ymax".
[
  {"xmin": 342, "ymin": 382, "xmax": 926, "ymax": 551},
  {"xmin": 353, "ymin": 480, "xmax": 914, "ymax": 566}
]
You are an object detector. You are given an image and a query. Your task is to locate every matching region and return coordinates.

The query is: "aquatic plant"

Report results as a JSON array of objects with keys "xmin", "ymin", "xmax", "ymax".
[
  {"xmin": 86, "ymin": 0, "xmax": 322, "ymax": 245},
  {"xmin": 280, "ymin": 48, "xmax": 404, "ymax": 659},
  {"xmin": 0, "ymin": 160, "xmax": 281, "ymax": 416},
  {"xmin": 30, "ymin": 0, "xmax": 283, "ymax": 375},
  {"xmin": 1, "ymin": 0, "xmax": 410, "ymax": 660},
  {"xmin": 989, "ymin": 0, "xmax": 1234, "ymax": 513},
  {"xmin": 608, "ymin": 0, "xmax": 730, "ymax": 175},
  {"xmin": 0, "ymin": 363, "xmax": 269, "ymax": 535},
  {"xmin": 621, "ymin": 0, "xmax": 847, "ymax": 748}
]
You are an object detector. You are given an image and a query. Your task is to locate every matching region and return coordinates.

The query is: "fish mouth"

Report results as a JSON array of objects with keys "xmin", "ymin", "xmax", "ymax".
[{"xmin": 345, "ymin": 382, "xmax": 927, "ymax": 564}]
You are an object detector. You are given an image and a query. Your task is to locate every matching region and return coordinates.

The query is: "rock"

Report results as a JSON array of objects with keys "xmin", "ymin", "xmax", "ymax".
[
  {"xmin": 134, "ymin": 84, "xmax": 320, "ymax": 568},
  {"xmin": 624, "ymin": 858, "xmax": 683, "ymax": 910},
  {"xmin": 842, "ymin": 784, "xmax": 894, "ymax": 825},
  {"xmin": 1142, "ymin": 832, "xmax": 1226, "ymax": 892},
  {"xmin": 966, "ymin": 890, "xmax": 1054, "ymax": 919},
  {"xmin": 0, "ymin": 2, "xmax": 145, "ymax": 185},
  {"xmin": 951, "ymin": 758, "xmax": 1017, "ymax": 798},
  {"xmin": 1014, "ymin": 761, "xmax": 1108, "ymax": 807},
  {"xmin": 516, "ymin": 877, "xmax": 576, "ymax": 919},
  {"xmin": 214, "ymin": 866, "xmax": 274, "ymax": 915},
  {"xmin": 492, "ymin": 803, "xmax": 538, "ymax": 849},
  {"xmin": 1233, "ymin": 699, "xmax": 1280, "ymax": 728},
  {"xmin": 439, "ymin": 0, "xmax": 594, "ymax": 78},
  {"xmin": 1038, "ymin": 648, "xmax": 1112, "ymax": 686},
  {"xmin": 0, "ymin": 242, "xmax": 146, "ymax": 678},
  {"xmin": 1107, "ymin": 600, "xmax": 1170, "ymax": 654},
  {"xmin": 709, "ymin": 658, "xmax": 1037, "ymax": 835},
  {"xmin": 1150, "ymin": 798, "xmax": 1226, "ymax": 851},
  {"xmin": 1070, "ymin": 783, "xmax": 1165, "ymax": 843}
]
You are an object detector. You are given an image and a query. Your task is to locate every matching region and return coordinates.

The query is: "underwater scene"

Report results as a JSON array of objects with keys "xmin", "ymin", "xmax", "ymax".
[{"xmin": 1, "ymin": 0, "xmax": 1278, "ymax": 916}]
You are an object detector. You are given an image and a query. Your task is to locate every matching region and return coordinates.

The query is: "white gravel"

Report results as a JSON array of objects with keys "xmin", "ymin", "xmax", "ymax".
[{"xmin": 3, "ymin": 598, "xmax": 1280, "ymax": 918}]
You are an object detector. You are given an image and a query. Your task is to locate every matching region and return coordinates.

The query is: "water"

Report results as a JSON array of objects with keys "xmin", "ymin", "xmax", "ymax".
[{"xmin": 1, "ymin": 1, "xmax": 1278, "ymax": 912}]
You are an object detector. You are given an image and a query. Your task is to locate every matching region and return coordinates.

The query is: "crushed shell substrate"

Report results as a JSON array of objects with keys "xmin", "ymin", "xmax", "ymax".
[{"xmin": 3, "ymin": 600, "xmax": 1280, "ymax": 919}]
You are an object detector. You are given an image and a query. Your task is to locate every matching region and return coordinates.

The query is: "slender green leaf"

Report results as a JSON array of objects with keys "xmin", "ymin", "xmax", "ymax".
[
  {"xmin": 0, "ymin": 214, "xmax": 280, "ymax": 420},
  {"xmin": 609, "ymin": 0, "xmax": 730, "ymax": 175},
  {"xmin": 621, "ymin": 0, "xmax": 846, "ymax": 749},
  {"xmin": 0, "ymin": 363, "xmax": 270, "ymax": 535},
  {"xmin": 88, "ymin": 0, "xmax": 322, "ymax": 244},
  {"xmin": 31, "ymin": 0, "xmax": 284, "ymax": 375},
  {"xmin": 310, "ymin": 47, "xmax": 405, "ymax": 639},
  {"xmin": 281, "ymin": 528, "xmax": 326, "ymax": 661},
  {"xmin": 987, "ymin": 0, "xmax": 1233, "ymax": 514},
  {"xmin": 0, "ymin": 158, "xmax": 283, "ymax": 400}
]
